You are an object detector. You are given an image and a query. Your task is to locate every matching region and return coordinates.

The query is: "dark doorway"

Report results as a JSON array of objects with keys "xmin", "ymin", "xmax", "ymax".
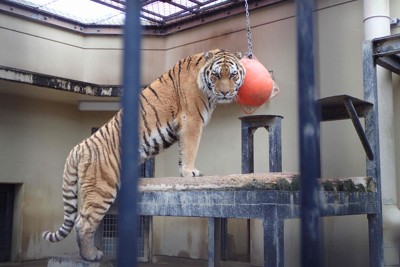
[{"xmin": 0, "ymin": 184, "xmax": 14, "ymax": 262}]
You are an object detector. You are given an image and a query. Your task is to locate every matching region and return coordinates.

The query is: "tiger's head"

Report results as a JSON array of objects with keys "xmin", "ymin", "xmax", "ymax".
[{"xmin": 197, "ymin": 49, "xmax": 246, "ymax": 104}]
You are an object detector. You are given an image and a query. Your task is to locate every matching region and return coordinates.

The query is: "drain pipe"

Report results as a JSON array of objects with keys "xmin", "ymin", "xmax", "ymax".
[{"xmin": 363, "ymin": 0, "xmax": 400, "ymax": 265}]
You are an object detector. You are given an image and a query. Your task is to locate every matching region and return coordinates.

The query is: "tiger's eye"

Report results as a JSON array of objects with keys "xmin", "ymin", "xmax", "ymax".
[
  {"xmin": 212, "ymin": 71, "xmax": 220, "ymax": 79},
  {"xmin": 230, "ymin": 71, "xmax": 238, "ymax": 79}
]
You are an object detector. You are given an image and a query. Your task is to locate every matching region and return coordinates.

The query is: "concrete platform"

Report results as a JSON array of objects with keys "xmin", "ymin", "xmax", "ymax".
[
  {"xmin": 0, "ymin": 256, "xmax": 255, "ymax": 267},
  {"xmin": 2, "ymin": 173, "xmax": 376, "ymax": 267},
  {"xmin": 47, "ymin": 254, "xmax": 114, "ymax": 267}
]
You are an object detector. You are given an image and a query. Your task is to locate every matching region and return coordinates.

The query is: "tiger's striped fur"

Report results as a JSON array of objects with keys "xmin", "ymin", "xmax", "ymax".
[{"xmin": 42, "ymin": 49, "xmax": 245, "ymax": 261}]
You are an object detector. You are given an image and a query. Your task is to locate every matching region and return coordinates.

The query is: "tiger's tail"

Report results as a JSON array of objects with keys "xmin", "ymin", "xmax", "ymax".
[{"xmin": 42, "ymin": 146, "xmax": 79, "ymax": 242}]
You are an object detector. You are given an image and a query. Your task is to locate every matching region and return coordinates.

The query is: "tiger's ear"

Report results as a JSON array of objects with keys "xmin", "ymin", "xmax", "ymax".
[
  {"xmin": 234, "ymin": 52, "xmax": 243, "ymax": 59},
  {"xmin": 205, "ymin": 51, "xmax": 214, "ymax": 61}
]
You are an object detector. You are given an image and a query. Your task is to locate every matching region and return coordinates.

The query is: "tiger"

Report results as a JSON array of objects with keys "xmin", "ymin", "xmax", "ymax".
[{"xmin": 42, "ymin": 49, "xmax": 246, "ymax": 261}]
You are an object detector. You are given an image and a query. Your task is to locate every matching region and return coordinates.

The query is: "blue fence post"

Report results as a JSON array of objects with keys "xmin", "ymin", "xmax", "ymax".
[
  {"xmin": 363, "ymin": 40, "xmax": 384, "ymax": 267},
  {"xmin": 296, "ymin": 0, "xmax": 322, "ymax": 266},
  {"xmin": 117, "ymin": 1, "xmax": 142, "ymax": 267}
]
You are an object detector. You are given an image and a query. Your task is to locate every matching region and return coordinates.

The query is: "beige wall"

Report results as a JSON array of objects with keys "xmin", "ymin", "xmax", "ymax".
[
  {"xmin": 0, "ymin": 84, "xmax": 117, "ymax": 259},
  {"xmin": 0, "ymin": 13, "xmax": 166, "ymax": 85},
  {"xmin": 0, "ymin": 0, "xmax": 397, "ymax": 266}
]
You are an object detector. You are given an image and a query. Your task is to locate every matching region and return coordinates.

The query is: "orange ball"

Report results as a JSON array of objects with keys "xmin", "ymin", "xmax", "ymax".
[{"xmin": 236, "ymin": 56, "xmax": 273, "ymax": 107}]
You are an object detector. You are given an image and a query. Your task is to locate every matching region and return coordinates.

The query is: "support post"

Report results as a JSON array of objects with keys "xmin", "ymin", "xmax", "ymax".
[
  {"xmin": 268, "ymin": 117, "xmax": 283, "ymax": 172},
  {"xmin": 343, "ymin": 97, "xmax": 374, "ymax": 160},
  {"xmin": 263, "ymin": 211, "xmax": 284, "ymax": 267},
  {"xmin": 208, "ymin": 218, "xmax": 221, "ymax": 267},
  {"xmin": 240, "ymin": 115, "xmax": 283, "ymax": 266},
  {"xmin": 241, "ymin": 124, "xmax": 255, "ymax": 174},
  {"xmin": 363, "ymin": 40, "xmax": 384, "ymax": 267}
]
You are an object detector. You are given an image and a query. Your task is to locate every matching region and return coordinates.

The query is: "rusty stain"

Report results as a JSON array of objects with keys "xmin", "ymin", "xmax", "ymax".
[{"xmin": 187, "ymin": 231, "xmax": 193, "ymax": 249}]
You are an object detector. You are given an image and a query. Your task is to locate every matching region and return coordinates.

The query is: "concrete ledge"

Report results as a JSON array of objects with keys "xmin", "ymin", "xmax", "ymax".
[
  {"xmin": 0, "ymin": 66, "xmax": 121, "ymax": 97},
  {"xmin": 48, "ymin": 254, "xmax": 115, "ymax": 267},
  {"xmin": 138, "ymin": 176, "xmax": 378, "ymax": 219},
  {"xmin": 139, "ymin": 172, "xmax": 375, "ymax": 193}
]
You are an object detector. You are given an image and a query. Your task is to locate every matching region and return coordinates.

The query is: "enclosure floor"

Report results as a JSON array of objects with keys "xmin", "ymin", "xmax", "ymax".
[{"xmin": 0, "ymin": 257, "xmax": 254, "ymax": 267}]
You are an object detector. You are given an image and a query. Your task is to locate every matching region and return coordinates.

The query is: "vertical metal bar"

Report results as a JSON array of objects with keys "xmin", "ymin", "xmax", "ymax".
[
  {"xmin": 117, "ymin": 1, "xmax": 141, "ymax": 267},
  {"xmin": 296, "ymin": 0, "xmax": 321, "ymax": 267},
  {"xmin": 144, "ymin": 158, "xmax": 155, "ymax": 178},
  {"xmin": 363, "ymin": 40, "xmax": 384, "ymax": 267}
]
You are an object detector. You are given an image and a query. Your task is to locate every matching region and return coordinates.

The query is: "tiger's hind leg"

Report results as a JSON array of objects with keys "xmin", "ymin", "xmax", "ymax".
[
  {"xmin": 75, "ymin": 196, "xmax": 117, "ymax": 261},
  {"xmin": 75, "ymin": 213, "xmax": 104, "ymax": 261},
  {"xmin": 75, "ymin": 174, "xmax": 118, "ymax": 261}
]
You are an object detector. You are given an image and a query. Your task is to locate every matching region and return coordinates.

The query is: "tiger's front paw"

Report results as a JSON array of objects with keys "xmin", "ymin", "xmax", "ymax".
[{"xmin": 181, "ymin": 168, "xmax": 203, "ymax": 177}]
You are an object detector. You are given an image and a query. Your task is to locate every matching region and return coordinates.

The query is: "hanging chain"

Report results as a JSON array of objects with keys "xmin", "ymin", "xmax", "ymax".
[{"xmin": 244, "ymin": 0, "xmax": 253, "ymax": 58}]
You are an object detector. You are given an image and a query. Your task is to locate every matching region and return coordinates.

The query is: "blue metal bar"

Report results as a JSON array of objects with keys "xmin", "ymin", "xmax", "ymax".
[
  {"xmin": 363, "ymin": 40, "xmax": 384, "ymax": 267},
  {"xmin": 117, "ymin": 1, "xmax": 142, "ymax": 267},
  {"xmin": 296, "ymin": 0, "xmax": 322, "ymax": 266}
]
